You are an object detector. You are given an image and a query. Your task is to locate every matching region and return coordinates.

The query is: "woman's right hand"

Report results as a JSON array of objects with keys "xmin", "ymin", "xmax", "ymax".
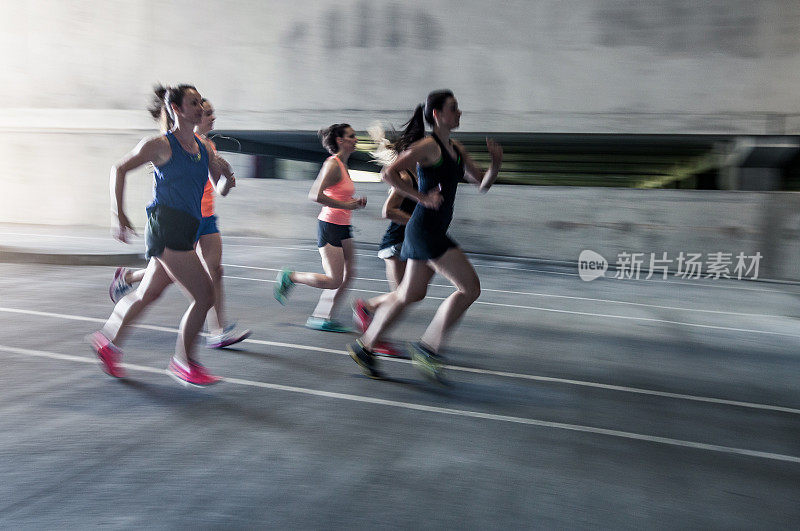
[
  {"xmin": 346, "ymin": 197, "xmax": 368, "ymax": 210},
  {"xmin": 113, "ymin": 213, "xmax": 137, "ymax": 243},
  {"xmin": 418, "ymin": 190, "xmax": 443, "ymax": 210}
]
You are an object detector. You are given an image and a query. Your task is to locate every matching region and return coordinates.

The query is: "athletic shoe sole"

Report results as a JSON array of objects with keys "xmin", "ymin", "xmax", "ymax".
[
  {"xmin": 166, "ymin": 359, "xmax": 222, "ymax": 388},
  {"xmin": 166, "ymin": 369, "xmax": 221, "ymax": 388},
  {"xmin": 409, "ymin": 345, "xmax": 446, "ymax": 384},
  {"xmin": 346, "ymin": 343, "xmax": 383, "ymax": 379},
  {"xmin": 373, "ymin": 342, "xmax": 409, "ymax": 359},
  {"xmin": 87, "ymin": 332, "xmax": 126, "ymax": 378},
  {"xmin": 207, "ymin": 329, "xmax": 252, "ymax": 349},
  {"xmin": 167, "ymin": 369, "xmax": 205, "ymax": 388},
  {"xmin": 305, "ymin": 319, "xmax": 352, "ymax": 333}
]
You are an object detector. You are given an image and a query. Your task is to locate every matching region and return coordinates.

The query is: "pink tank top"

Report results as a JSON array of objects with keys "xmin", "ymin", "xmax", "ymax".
[{"xmin": 318, "ymin": 155, "xmax": 355, "ymax": 226}]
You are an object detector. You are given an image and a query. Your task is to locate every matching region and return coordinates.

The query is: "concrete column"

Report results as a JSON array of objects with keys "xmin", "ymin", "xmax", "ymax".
[
  {"xmin": 721, "ymin": 137, "xmax": 799, "ymax": 190},
  {"xmin": 254, "ymin": 156, "xmax": 277, "ymax": 179}
]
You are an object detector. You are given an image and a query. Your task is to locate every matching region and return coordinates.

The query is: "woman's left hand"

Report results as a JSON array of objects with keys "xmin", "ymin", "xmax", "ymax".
[
  {"xmin": 487, "ymin": 138, "xmax": 503, "ymax": 164},
  {"xmin": 220, "ymin": 175, "xmax": 236, "ymax": 196}
]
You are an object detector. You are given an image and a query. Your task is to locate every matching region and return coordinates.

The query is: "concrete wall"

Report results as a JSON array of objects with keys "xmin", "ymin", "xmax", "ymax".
[
  {"xmin": 213, "ymin": 180, "xmax": 800, "ymax": 281},
  {"xmin": 2, "ymin": 1, "xmax": 799, "ymax": 133},
  {"xmin": 1, "ymin": 0, "xmax": 799, "ymax": 264}
]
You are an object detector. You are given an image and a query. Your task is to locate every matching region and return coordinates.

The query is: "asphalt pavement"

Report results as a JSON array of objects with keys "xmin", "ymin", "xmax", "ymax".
[{"xmin": 1, "ymin": 225, "xmax": 799, "ymax": 528}]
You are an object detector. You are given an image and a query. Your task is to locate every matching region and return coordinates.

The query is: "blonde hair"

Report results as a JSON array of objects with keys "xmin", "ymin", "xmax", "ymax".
[{"xmin": 367, "ymin": 122, "xmax": 397, "ymax": 167}]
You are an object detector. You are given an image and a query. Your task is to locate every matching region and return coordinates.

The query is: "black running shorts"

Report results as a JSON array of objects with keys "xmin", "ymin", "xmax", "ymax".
[
  {"xmin": 145, "ymin": 204, "xmax": 200, "ymax": 259},
  {"xmin": 317, "ymin": 220, "xmax": 353, "ymax": 248}
]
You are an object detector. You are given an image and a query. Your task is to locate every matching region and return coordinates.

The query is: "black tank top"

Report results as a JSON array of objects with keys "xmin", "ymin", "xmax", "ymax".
[
  {"xmin": 410, "ymin": 133, "xmax": 465, "ymax": 235},
  {"xmin": 379, "ymin": 172, "xmax": 418, "ymax": 249}
]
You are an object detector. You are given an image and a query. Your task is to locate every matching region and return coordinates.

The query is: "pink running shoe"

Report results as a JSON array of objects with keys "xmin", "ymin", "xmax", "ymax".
[
  {"xmin": 373, "ymin": 341, "xmax": 409, "ymax": 359},
  {"xmin": 89, "ymin": 331, "xmax": 125, "ymax": 378},
  {"xmin": 167, "ymin": 357, "xmax": 221, "ymax": 387},
  {"xmin": 352, "ymin": 298, "xmax": 373, "ymax": 334}
]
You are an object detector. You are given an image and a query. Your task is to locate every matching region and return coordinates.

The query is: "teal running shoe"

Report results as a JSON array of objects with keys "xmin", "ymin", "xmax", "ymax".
[
  {"xmin": 274, "ymin": 268, "xmax": 295, "ymax": 305},
  {"xmin": 305, "ymin": 317, "xmax": 352, "ymax": 333}
]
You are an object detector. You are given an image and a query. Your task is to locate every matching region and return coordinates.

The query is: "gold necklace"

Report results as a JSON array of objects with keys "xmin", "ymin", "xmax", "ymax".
[{"xmin": 176, "ymin": 134, "xmax": 201, "ymax": 162}]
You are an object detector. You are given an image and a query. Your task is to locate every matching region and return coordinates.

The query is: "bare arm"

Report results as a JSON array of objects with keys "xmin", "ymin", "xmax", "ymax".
[
  {"xmin": 201, "ymin": 137, "xmax": 235, "ymax": 197},
  {"xmin": 308, "ymin": 158, "xmax": 366, "ymax": 210},
  {"xmin": 383, "ymin": 138, "xmax": 443, "ymax": 209},
  {"xmin": 109, "ymin": 135, "xmax": 169, "ymax": 242},
  {"xmin": 382, "ymin": 170, "xmax": 415, "ymax": 224},
  {"xmin": 455, "ymin": 139, "xmax": 503, "ymax": 192}
]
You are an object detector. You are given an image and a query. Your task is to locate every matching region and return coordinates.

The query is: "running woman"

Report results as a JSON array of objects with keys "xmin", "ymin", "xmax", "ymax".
[
  {"xmin": 352, "ymin": 128, "xmax": 418, "ymax": 357},
  {"xmin": 108, "ymin": 98, "xmax": 251, "ymax": 349},
  {"xmin": 273, "ymin": 123, "xmax": 367, "ymax": 332},
  {"xmin": 351, "ymin": 169, "xmax": 416, "ymax": 328},
  {"xmin": 89, "ymin": 84, "xmax": 228, "ymax": 386},
  {"xmin": 347, "ymin": 90, "xmax": 503, "ymax": 381}
]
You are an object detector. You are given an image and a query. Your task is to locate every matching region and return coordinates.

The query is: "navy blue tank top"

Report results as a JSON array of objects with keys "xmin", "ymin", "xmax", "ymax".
[{"xmin": 148, "ymin": 131, "xmax": 209, "ymax": 220}]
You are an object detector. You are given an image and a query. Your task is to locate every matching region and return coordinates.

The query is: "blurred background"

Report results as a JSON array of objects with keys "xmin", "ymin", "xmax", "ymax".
[
  {"xmin": 1, "ymin": 0, "xmax": 799, "ymax": 273},
  {"xmin": 2, "ymin": 4, "xmax": 800, "ymax": 527}
]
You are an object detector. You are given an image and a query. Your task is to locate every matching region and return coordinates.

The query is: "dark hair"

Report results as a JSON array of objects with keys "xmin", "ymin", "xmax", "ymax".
[
  {"xmin": 147, "ymin": 84, "xmax": 198, "ymax": 133},
  {"xmin": 394, "ymin": 89, "xmax": 455, "ymax": 154},
  {"xmin": 318, "ymin": 123, "xmax": 352, "ymax": 154}
]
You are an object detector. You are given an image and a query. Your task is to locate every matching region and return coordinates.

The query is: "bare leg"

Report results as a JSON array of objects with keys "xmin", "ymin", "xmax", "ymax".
[
  {"xmin": 312, "ymin": 239, "xmax": 355, "ymax": 319},
  {"xmin": 360, "ymin": 259, "xmax": 435, "ymax": 350},
  {"xmin": 291, "ymin": 244, "xmax": 344, "ymax": 291},
  {"xmin": 156, "ymin": 248, "xmax": 215, "ymax": 364},
  {"xmin": 197, "ymin": 232, "xmax": 224, "ymax": 335},
  {"xmin": 125, "ymin": 268, "xmax": 147, "ymax": 286},
  {"xmin": 102, "ymin": 259, "xmax": 173, "ymax": 344},
  {"xmin": 365, "ymin": 257, "xmax": 406, "ymax": 312},
  {"xmin": 419, "ymin": 248, "xmax": 481, "ymax": 353}
]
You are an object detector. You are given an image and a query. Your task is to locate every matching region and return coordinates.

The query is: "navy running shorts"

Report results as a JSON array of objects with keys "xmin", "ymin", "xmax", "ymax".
[
  {"xmin": 317, "ymin": 220, "xmax": 353, "ymax": 248},
  {"xmin": 195, "ymin": 214, "xmax": 220, "ymax": 241}
]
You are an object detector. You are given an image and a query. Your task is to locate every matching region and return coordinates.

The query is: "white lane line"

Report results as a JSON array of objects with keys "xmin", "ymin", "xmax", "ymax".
[
  {"xmin": 1, "ymin": 233, "xmax": 790, "ymax": 295},
  {"xmin": 225, "ymin": 243, "xmax": 796, "ymax": 293},
  {"xmin": 225, "ymin": 243, "xmax": 322, "ymax": 252},
  {"xmin": 473, "ymin": 300, "xmax": 800, "ymax": 338},
  {"xmin": 2, "ymin": 306, "xmax": 799, "ymax": 417},
  {"xmin": 223, "ymin": 242, "xmax": 797, "ymax": 292},
  {"xmin": 449, "ymin": 365, "xmax": 800, "ymax": 416},
  {"xmin": 248, "ymin": 336, "xmax": 800, "ymax": 416},
  {"xmin": 2, "ymin": 343, "xmax": 799, "ymax": 465},
  {"xmin": 0, "ymin": 234, "xmax": 791, "ymax": 294},
  {"xmin": 468, "ymin": 262, "xmax": 795, "ymax": 294},
  {"xmin": 220, "ymin": 275, "xmax": 800, "ymax": 339},
  {"xmin": 0, "ymin": 232, "xmax": 134, "ymax": 242},
  {"xmin": 222, "ymin": 264, "xmax": 792, "ymax": 320}
]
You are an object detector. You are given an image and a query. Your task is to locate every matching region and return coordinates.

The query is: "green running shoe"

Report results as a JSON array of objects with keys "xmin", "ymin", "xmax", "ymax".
[
  {"xmin": 274, "ymin": 268, "xmax": 295, "ymax": 305},
  {"xmin": 409, "ymin": 341, "xmax": 446, "ymax": 384}
]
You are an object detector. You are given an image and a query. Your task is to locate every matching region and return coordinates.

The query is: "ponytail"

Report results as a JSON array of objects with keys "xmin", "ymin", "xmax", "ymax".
[
  {"xmin": 318, "ymin": 123, "xmax": 351, "ymax": 154},
  {"xmin": 392, "ymin": 89, "xmax": 455, "ymax": 154},
  {"xmin": 393, "ymin": 104, "xmax": 425, "ymax": 154},
  {"xmin": 367, "ymin": 123, "xmax": 397, "ymax": 167},
  {"xmin": 147, "ymin": 83, "xmax": 197, "ymax": 133}
]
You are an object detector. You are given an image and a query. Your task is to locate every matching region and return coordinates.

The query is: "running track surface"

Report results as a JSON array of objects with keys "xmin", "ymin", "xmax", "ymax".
[{"xmin": 1, "ymin": 237, "xmax": 799, "ymax": 528}]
